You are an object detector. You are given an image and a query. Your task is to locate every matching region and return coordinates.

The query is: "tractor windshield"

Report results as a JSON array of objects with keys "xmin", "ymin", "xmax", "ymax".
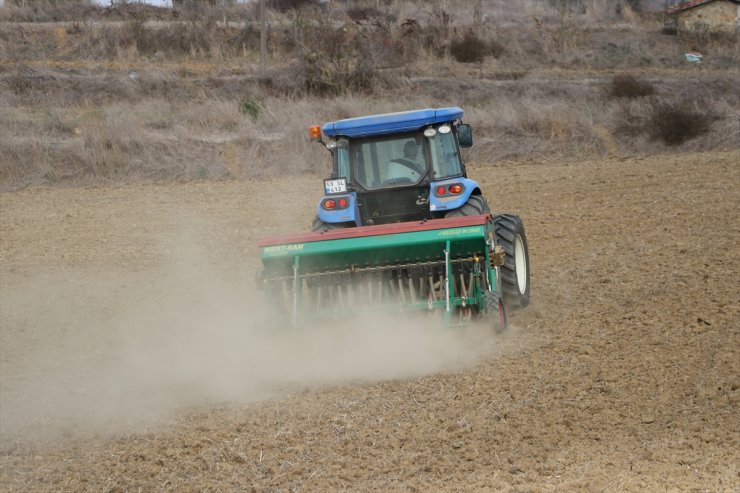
[
  {"xmin": 346, "ymin": 132, "xmax": 463, "ymax": 190},
  {"xmin": 344, "ymin": 128, "xmax": 464, "ymax": 190},
  {"xmin": 350, "ymin": 134, "xmax": 427, "ymax": 190}
]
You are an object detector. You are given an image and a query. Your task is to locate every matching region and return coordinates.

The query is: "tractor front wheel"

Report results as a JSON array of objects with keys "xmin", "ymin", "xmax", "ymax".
[{"xmin": 493, "ymin": 214, "xmax": 530, "ymax": 310}]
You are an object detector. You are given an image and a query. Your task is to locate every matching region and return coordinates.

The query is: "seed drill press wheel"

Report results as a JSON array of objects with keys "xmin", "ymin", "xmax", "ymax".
[{"xmin": 486, "ymin": 291, "xmax": 508, "ymax": 332}]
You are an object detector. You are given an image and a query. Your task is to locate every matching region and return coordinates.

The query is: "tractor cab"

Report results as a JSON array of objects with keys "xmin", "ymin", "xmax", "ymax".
[{"xmin": 311, "ymin": 107, "xmax": 479, "ymax": 229}]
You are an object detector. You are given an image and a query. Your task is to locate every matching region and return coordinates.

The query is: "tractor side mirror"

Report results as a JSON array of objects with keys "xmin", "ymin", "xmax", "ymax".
[{"xmin": 457, "ymin": 124, "xmax": 473, "ymax": 148}]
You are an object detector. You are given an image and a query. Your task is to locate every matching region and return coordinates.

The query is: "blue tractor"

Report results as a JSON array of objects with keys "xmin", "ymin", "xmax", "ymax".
[{"xmin": 307, "ymin": 107, "xmax": 531, "ymax": 310}]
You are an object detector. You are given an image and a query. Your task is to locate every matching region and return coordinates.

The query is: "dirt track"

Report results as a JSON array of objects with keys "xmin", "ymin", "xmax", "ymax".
[{"xmin": 1, "ymin": 150, "xmax": 738, "ymax": 491}]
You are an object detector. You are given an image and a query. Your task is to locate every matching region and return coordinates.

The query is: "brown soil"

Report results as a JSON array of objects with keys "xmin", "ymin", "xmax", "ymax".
[{"xmin": 1, "ymin": 150, "xmax": 738, "ymax": 492}]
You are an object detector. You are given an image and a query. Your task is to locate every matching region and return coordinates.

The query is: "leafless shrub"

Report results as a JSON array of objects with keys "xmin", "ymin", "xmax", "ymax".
[
  {"xmin": 649, "ymin": 101, "xmax": 713, "ymax": 146},
  {"xmin": 583, "ymin": 0, "xmax": 639, "ymax": 25},
  {"xmin": 282, "ymin": 16, "xmax": 394, "ymax": 96},
  {"xmin": 6, "ymin": 0, "xmax": 87, "ymax": 5},
  {"xmin": 0, "ymin": 0, "xmax": 176, "ymax": 22},
  {"xmin": 266, "ymin": 0, "xmax": 320, "ymax": 14},
  {"xmin": 609, "ymin": 74, "xmax": 656, "ymax": 98},
  {"xmin": 173, "ymin": 0, "xmax": 237, "ymax": 10},
  {"xmin": 68, "ymin": 20, "xmax": 261, "ymax": 60},
  {"xmin": 346, "ymin": 7, "xmax": 383, "ymax": 23},
  {"xmin": 423, "ymin": 3, "xmax": 452, "ymax": 58},
  {"xmin": 1, "ymin": 0, "xmax": 94, "ymax": 21},
  {"xmin": 450, "ymin": 32, "xmax": 488, "ymax": 64},
  {"xmin": 234, "ymin": 23, "xmax": 262, "ymax": 52},
  {"xmin": 533, "ymin": 1, "xmax": 585, "ymax": 53},
  {"xmin": 613, "ymin": 94, "xmax": 724, "ymax": 149},
  {"xmin": 661, "ymin": 24, "xmax": 677, "ymax": 36},
  {"xmin": 295, "ymin": 52, "xmax": 378, "ymax": 97},
  {"xmin": 123, "ymin": 21, "xmax": 219, "ymax": 58}
]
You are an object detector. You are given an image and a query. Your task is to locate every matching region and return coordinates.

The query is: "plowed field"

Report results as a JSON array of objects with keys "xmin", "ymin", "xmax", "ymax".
[{"xmin": 1, "ymin": 151, "xmax": 738, "ymax": 491}]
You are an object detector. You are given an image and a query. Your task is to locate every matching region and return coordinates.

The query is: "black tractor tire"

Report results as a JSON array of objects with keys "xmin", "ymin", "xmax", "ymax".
[
  {"xmin": 444, "ymin": 195, "xmax": 491, "ymax": 218},
  {"xmin": 311, "ymin": 216, "xmax": 353, "ymax": 232},
  {"xmin": 493, "ymin": 214, "xmax": 530, "ymax": 310},
  {"xmin": 486, "ymin": 291, "xmax": 508, "ymax": 332}
]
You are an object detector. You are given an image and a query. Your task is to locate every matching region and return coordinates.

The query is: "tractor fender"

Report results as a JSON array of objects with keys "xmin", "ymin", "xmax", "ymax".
[
  {"xmin": 429, "ymin": 178, "xmax": 481, "ymax": 213},
  {"xmin": 317, "ymin": 191, "xmax": 359, "ymax": 226}
]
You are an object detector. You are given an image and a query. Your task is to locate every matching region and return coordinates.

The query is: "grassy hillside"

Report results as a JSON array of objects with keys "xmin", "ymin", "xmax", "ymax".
[{"xmin": 0, "ymin": 0, "xmax": 738, "ymax": 190}]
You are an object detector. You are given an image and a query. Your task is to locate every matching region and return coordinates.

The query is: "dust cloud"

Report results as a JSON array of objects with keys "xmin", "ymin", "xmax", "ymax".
[{"xmin": 0, "ymin": 226, "xmax": 500, "ymax": 445}]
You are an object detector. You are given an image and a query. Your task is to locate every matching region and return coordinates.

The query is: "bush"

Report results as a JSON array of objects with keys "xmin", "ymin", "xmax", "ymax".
[
  {"xmin": 296, "ymin": 53, "xmax": 378, "ymax": 96},
  {"xmin": 649, "ymin": 102, "xmax": 712, "ymax": 145},
  {"xmin": 239, "ymin": 99, "xmax": 261, "ymax": 121},
  {"xmin": 609, "ymin": 74, "xmax": 656, "ymax": 98},
  {"xmin": 111, "ymin": 21, "xmax": 217, "ymax": 58},
  {"xmin": 6, "ymin": 0, "xmax": 90, "ymax": 5},
  {"xmin": 266, "ymin": 0, "xmax": 320, "ymax": 13},
  {"xmin": 346, "ymin": 7, "xmax": 382, "ymax": 23},
  {"xmin": 450, "ymin": 32, "xmax": 489, "ymax": 64},
  {"xmin": 282, "ymin": 15, "xmax": 393, "ymax": 96}
]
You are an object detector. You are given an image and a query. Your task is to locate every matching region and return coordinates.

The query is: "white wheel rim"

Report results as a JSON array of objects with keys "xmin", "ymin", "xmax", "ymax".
[{"xmin": 514, "ymin": 234, "xmax": 527, "ymax": 294}]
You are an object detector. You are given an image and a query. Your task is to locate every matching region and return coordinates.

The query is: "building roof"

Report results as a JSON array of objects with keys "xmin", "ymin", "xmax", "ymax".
[{"xmin": 668, "ymin": 0, "xmax": 740, "ymax": 14}]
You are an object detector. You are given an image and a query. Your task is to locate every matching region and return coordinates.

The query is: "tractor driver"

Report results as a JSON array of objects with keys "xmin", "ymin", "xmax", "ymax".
[{"xmin": 386, "ymin": 140, "xmax": 424, "ymax": 184}]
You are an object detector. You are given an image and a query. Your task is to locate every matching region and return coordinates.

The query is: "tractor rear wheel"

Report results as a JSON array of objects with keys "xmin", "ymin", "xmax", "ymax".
[
  {"xmin": 445, "ymin": 195, "xmax": 491, "ymax": 217},
  {"xmin": 311, "ymin": 216, "xmax": 352, "ymax": 232},
  {"xmin": 493, "ymin": 214, "xmax": 530, "ymax": 310}
]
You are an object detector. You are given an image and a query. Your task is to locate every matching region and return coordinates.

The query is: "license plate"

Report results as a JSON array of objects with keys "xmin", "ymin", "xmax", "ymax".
[{"xmin": 324, "ymin": 178, "xmax": 347, "ymax": 195}]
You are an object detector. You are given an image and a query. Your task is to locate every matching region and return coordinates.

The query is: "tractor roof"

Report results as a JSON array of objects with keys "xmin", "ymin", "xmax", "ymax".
[{"xmin": 322, "ymin": 107, "xmax": 464, "ymax": 138}]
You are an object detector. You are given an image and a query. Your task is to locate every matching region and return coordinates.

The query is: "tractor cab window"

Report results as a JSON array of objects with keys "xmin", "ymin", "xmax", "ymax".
[
  {"xmin": 334, "ymin": 139, "xmax": 350, "ymax": 179},
  {"xmin": 429, "ymin": 131, "xmax": 463, "ymax": 179},
  {"xmin": 350, "ymin": 134, "xmax": 427, "ymax": 190}
]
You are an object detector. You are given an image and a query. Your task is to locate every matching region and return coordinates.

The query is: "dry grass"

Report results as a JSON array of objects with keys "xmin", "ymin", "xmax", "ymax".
[
  {"xmin": 0, "ymin": 92, "xmax": 355, "ymax": 189},
  {"xmin": 0, "ymin": 0, "xmax": 738, "ymax": 190},
  {"xmin": 2, "ymin": 72, "xmax": 737, "ymax": 191}
]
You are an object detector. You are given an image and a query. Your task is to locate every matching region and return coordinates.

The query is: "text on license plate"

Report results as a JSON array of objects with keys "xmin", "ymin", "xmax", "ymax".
[{"xmin": 324, "ymin": 178, "xmax": 347, "ymax": 194}]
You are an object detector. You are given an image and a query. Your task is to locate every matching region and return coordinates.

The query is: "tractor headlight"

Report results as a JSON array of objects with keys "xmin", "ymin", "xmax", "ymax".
[{"xmin": 438, "ymin": 124, "xmax": 451, "ymax": 134}]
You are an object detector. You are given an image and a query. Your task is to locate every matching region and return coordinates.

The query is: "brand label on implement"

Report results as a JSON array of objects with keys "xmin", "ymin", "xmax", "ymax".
[
  {"xmin": 437, "ymin": 227, "xmax": 483, "ymax": 237},
  {"xmin": 263, "ymin": 244, "xmax": 305, "ymax": 254}
]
